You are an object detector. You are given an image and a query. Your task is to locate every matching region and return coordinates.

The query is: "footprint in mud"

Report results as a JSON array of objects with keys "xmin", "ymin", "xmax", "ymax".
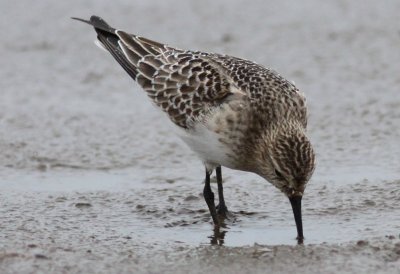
[
  {"xmin": 75, "ymin": 202, "xmax": 92, "ymax": 208},
  {"xmin": 219, "ymin": 210, "xmax": 261, "ymax": 225}
]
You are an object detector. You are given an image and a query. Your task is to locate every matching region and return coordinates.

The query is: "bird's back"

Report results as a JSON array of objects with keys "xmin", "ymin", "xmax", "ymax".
[{"xmin": 73, "ymin": 16, "xmax": 307, "ymax": 132}]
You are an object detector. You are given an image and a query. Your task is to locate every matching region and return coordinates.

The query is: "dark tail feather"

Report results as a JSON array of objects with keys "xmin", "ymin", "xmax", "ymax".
[
  {"xmin": 71, "ymin": 16, "xmax": 116, "ymax": 34},
  {"xmin": 72, "ymin": 15, "xmax": 138, "ymax": 80}
]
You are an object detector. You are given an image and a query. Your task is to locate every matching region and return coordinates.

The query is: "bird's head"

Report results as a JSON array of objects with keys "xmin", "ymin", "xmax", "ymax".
[
  {"xmin": 254, "ymin": 120, "xmax": 316, "ymax": 243},
  {"xmin": 264, "ymin": 122, "xmax": 315, "ymax": 197}
]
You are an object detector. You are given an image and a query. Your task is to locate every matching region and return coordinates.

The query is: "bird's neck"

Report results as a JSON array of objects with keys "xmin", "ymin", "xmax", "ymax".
[{"xmin": 265, "ymin": 119, "xmax": 306, "ymax": 145}]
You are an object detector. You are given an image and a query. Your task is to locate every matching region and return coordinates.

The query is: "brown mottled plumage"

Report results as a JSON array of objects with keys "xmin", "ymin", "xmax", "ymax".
[{"xmin": 73, "ymin": 15, "xmax": 316, "ymax": 243}]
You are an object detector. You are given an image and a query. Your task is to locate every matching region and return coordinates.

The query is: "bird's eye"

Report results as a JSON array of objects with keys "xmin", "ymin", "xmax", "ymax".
[{"xmin": 275, "ymin": 169, "xmax": 284, "ymax": 179}]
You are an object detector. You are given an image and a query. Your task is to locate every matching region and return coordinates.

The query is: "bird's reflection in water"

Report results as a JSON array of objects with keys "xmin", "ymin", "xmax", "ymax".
[
  {"xmin": 208, "ymin": 213, "xmax": 236, "ymax": 245},
  {"xmin": 208, "ymin": 228, "xmax": 227, "ymax": 246}
]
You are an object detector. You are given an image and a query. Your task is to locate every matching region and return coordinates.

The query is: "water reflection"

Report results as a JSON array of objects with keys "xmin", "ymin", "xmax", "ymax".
[
  {"xmin": 209, "ymin": 228, "xmax": 227, "ymax": 246},
  {"xmin": 207, "ymin": 227, "xmax": 303, "ymax": 246}
]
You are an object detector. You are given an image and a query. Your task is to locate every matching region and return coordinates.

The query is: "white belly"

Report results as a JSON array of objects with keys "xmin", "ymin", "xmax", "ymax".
[{"xmin": 177, "ymin": 123, "xmax": 235, "ymax": 170}]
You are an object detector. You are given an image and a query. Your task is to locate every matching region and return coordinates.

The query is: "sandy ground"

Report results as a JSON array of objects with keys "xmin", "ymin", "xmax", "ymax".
[{"xmin": 1, "ymin": 0, "xmax": 400, "ymax": 273}]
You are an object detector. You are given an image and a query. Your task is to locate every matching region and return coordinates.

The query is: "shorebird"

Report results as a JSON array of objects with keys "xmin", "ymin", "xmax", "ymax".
[{"xmin": 73, "ymin": 16, "xmax": 316, "ymax": 243}]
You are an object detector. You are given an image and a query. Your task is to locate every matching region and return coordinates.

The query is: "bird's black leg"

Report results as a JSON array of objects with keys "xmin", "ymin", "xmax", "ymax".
[
  {"xmin": 216, "ymin": 166, "xmax": 228, "ymax": 218},
  {"xmin": 203, "ymin": 168, "xmax": 219, "ymax": 227}
]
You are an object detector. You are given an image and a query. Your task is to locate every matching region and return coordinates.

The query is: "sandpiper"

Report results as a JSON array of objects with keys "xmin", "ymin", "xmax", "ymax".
[{"xmin": 73, "ymin": 16, "xmax": 316, "ymax": 243}]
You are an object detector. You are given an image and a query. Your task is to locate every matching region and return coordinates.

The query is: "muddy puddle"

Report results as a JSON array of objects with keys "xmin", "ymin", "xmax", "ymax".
[
  {"xmin": 1, "ymin": 168, "xmax": 400, "ymax": 273},
  {"xmin": 1, "ymin": 167, "xmax": 399, "ymax": 249}
]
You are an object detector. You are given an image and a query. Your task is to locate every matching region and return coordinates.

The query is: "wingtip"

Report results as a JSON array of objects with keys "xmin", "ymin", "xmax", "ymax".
[
  {"xmin": 71, "ymin": 15, "xmax": 116, "ymax": 34},
  {"xmin": 71, "ymin": 17, "xmax": 91, "ymax": 24},
  {"xmin": 89, "ymin": 15, "xmax": 104, "ymax": 22},
  {"xmin": 89, "ymin": 15, "xmax": 113, "ymax": 29}
]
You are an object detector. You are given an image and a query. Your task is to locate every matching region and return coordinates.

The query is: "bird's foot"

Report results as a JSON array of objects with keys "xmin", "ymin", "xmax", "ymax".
[
  {"xmin": 296, "ymin": 236, "xmax": 304, "ymax": 245},
  {"xmin": 216, "ymin": 203, "xmax": 229, "ymax": 219}
]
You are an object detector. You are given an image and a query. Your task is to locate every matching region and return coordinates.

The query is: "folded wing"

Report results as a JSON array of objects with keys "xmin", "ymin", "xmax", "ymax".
[{"xmin": 73, "ymin": 16, "xmax": 241, "ymax": 129}]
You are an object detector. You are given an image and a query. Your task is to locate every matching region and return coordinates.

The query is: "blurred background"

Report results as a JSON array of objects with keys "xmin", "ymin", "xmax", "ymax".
[
  {"xmin": 1, "ymin": 0, "xmax": 400, "ymax": 176},
  {"xmin": 1, "ymin": 0, "xmax": 399, "ymax": 175}
]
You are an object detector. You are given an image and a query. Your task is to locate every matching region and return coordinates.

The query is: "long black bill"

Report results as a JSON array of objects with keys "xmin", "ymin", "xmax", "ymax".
[{"xmin": 289, "ymin": 196, "xmax": 304, "ymax": 244}]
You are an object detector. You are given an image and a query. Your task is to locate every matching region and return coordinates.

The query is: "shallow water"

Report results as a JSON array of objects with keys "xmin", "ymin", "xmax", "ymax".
[
  {"xmin": 1, "ymin": 166, "xmax": 399, "ymax": 249},
  {"xmin": 1, "ymin": 0, "xmax": 400, "ymax": 273}
]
